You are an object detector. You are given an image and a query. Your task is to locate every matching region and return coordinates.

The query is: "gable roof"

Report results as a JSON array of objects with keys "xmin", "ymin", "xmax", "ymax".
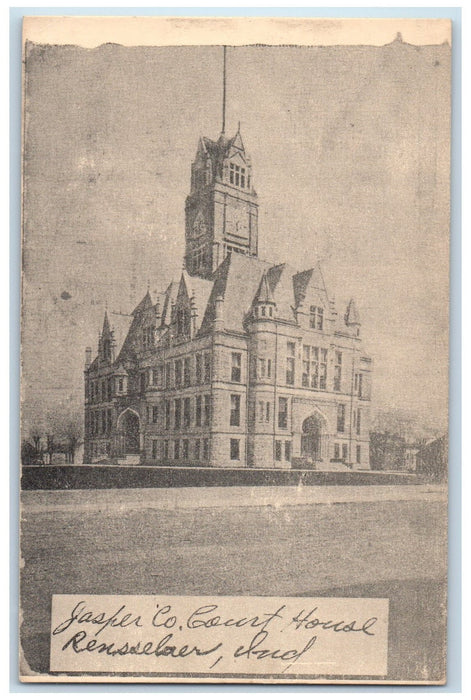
[
  {"xmin": 181, "ymin": 271, "xmax": 213, "ymax": 331},
  {"xmin": 109, "ymin": 312, "xmax": 133, "ymax": 352},
  {"xmin": 160, "ymin": 282, "xmax": 175, "ymax": 327},
  {"xmin": 131, "ymin": 290, "xmax": 153, "ymax": 316},
  {"xmin": 199, "ymin": 254, "xmax": 271, "ymax": 335}
]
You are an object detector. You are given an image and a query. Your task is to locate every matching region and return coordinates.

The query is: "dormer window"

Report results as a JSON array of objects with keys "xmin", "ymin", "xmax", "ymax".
[
  {"xmin": 310, "ymin": 306, "xmax": 324, "ymax": 330},
  {"xmin": 230, "ymin": 163, "xmax": 246, "ymax": 188}
]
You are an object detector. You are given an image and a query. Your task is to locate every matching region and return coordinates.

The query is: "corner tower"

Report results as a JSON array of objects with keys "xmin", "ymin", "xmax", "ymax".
[{"xmin": 184, "ymin": 125, "xmax": 259, "ymax": 278}]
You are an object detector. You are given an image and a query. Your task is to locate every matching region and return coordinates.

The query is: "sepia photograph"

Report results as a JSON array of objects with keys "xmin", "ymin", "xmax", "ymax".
[{"xmin": 19, "ymin": 16, "xmax": 450, "ymax": 684}]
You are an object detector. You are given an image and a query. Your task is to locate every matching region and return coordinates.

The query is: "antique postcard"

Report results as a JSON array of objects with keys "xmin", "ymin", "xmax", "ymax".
[{"xmin": 20, "ymin": 16, "xmax": 451, "ymax": 684}]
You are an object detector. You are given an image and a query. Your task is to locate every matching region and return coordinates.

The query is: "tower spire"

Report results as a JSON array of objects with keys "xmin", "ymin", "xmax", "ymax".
[{"xmin": 222, "ymin": 45, "xmax": 226, "ymax": 134}]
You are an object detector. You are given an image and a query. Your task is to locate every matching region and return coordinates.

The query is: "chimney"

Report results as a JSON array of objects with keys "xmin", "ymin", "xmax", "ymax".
[
  {"xmin": 214, "ymin": 293, "xmax": 224, "ymax": 332},
  {"xmin": 85, "ymin": 347, "xmax": 92, "ymax": 369}
]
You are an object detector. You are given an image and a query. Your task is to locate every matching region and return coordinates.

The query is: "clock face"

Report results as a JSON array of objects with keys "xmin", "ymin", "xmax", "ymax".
[
  {"xmin": 226, "ymin": 204, "xmax": 248, "ymax": 239},
  {"xmin": 191, "ymin": 211, "xmax": 207, "ymax": 239}
]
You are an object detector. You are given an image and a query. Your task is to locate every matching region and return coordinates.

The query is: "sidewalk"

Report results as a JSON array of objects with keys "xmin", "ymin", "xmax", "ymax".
[{"xmin": 21, "ymin": 483, "xmax": 446, "ymax": 514}]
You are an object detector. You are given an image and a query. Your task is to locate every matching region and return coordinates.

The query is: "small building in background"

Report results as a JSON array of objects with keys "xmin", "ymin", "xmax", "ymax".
[{"xmin": 416, "ymin": 434, "xmax": 448, "ymax": 482}]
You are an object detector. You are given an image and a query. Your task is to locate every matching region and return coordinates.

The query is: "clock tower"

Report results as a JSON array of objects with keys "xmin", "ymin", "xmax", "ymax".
[{"xmin": 184, "ymin": 125, "xmax": 259, "ymax": 279}]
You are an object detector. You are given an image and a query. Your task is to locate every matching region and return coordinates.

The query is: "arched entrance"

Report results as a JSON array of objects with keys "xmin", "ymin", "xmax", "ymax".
[
  {"xmin": 117, "ymin": 408, "xmax": 140, "ymax": 454},
  {"xmin": 301, "ymin": 413, "xmax": 325, "ymax": 462}
]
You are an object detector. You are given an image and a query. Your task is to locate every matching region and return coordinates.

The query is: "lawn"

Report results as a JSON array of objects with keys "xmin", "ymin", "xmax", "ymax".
[{"xmin": 20, "ymin": 487, "xmax": 447, "ymax": 682}]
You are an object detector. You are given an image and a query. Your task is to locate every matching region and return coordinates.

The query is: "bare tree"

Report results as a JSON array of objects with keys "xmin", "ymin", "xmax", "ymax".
[{"xmin": 45, "ymin": 402, "xmax": 83, "ymax": 464}]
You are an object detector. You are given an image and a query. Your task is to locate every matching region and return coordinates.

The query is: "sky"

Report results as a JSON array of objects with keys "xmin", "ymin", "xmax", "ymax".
[{"xmin": 21, "ymin": 36, "xmax": 451, "ymax": 437}]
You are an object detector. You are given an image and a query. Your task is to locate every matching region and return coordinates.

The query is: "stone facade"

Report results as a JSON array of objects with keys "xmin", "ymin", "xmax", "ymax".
[{"xmin": 84, "ymin": 126, "xmax": 373, "ymax": 469}]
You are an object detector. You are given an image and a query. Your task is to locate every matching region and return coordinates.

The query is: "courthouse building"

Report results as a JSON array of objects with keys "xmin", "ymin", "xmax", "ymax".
[{"xmin": 84, "ymin": 124, "xmax": 373, "ymax": 469}]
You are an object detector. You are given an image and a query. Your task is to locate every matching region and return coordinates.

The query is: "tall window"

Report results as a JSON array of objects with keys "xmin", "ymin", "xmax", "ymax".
[
  {"xmin": 165, "ymin": 400, "xmax": 171, "ymax": 430},
  {"xmin": 257, "ymin": 401, "xmax": 262, "ymax": 422},
  {"xmin": 337, "ymin": 404, "xmax": 346, "ymax": 433},
  {"xmin": 174, "ymin": 440, "xmax": 180, "ymax": 459},
  {"xmin": 356, "ymin": 408, "xmax": 361, "ymax": 435},
  {"xmin": 231, "ymin": 352, "xmax": 241, "ymax": 382},
  {"xmin": 195, "ymin": 395, "xmax": 202, "ymax": 427},
  {"xmin": 275, "ymin": 440, "xmax": 282, "ymax": 461},
  {"xmin": 356, "ymin": 444, "xmax": 361, "ymax": 463},
  {"xmin": 258, "ymin": 357, "xmax": 271, "ymax": 379},
  {"xmin": 183, "ymin": 357, "xmax": 191, "ymax": 387},
  {"xmin": 195, "ymin": 354, "xmax": 202, "ymax": 384},
  {"xmin": 118, "ymin": 377, "xmax": 124, "ymax": 393},
  {"xmin": 229, "ymin": 163, "xmax": 246, "ymax": 188},
  {"xmin": 259, "ymin": 401, "xmax": 270, "ymax": 422},
  {"xmin": 140, "ymin": 373, "xmax": 146, "ymax": 394},
  {"xmin": 204, "ymin": 353, "xmax": 211, "ymax": 384},
  {"xmin": 309, "ymin": 306, "xmax": 324, "ymax": 330},
  {"xmin": 152, "ymin": 405, "xmax": 158, "ymax": 424},
  {"xmin": 334, "ymin": 443, "xmax": 340, "ymax": 460},
  {"xmin": 278, "ymin": 397, "xmax": 288, "ymax": 429},
  {"xmin": 342, "ymin": 444, "xmax": 348, "ymax": 461},
  {"xmin": 230, "ymin": 395, "xmax": 241, "ymax": 426},
  {"xmin": 230, "ymin": 438, "xmax": 240, "ymax": 460},
  {"xmin": 176, "ymin": 307, "xmax": 190, "ymax": 337},
  {"xmin": 183, "ymin": 398, "xmax": 191, "ymax": 428},
  {"xmin": 152, "ymin": 440, "xmax": 158, "ymax": 460},
  {"xmin": 163, "ymin": 440, "xmax": 169, "ymax": 459},
  {"xmin": 142, "ymin": 326, "xmax": 155, "ymax": 349},
  {"xmin": 165, "ymin": 362, "xmax": 173, "ymax": 389},
  {"xmin": 302, "ymin": 346, "xmax": 327, "ymax": 389},
  {"xmin": 174, "ymin": 399, "xmax": 181, "ymax": 430},
  {"xmin": 182, "ymin": 439, "xmax": 189, "ymax": 459},
  {"xmin": 194, "ymin": 439, "xmax": 201, "ymax": 460},
  {"xmin": 286, "ymin": 342, "xmax": 295, "ymax": 385},
  {"xmin": 152, "ymin": 367, "xmax": 162, "ymax": 387},
  {"xmin": 334, "ymin": 352, "xmax": 342, "ymax": 391},
  {"xmin": 285, "ymin": 441, "xmax": 291, "ymax": 462},
  {"xmin": 302, "ymin": 346, "xmax": 310, "ymax": 387},
  {"xmin": 358, "ymin": 373, "xmax": 363, "ymax": 398},
  {"xmin": 204, "ymin": 395, "xmax": 211, "ymax": 426},
  {"xmin": 175, "ymin": 359, "xmax": 183, "ymax": 389},
  {"xmin": 258, "ymin": 358, "xmax": 266, "ymax": 379},
  {"xmin": 203, "ymin": 438, "xmax": 209, "ymax": 461},
  {"xmin": 107, "ymin": 378, "xmax": 113, "ymax": 401}
]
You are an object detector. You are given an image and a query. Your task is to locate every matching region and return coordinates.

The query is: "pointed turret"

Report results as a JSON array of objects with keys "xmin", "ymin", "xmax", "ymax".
[
  {"xmin": 231, "ymin": 123, "xmax": 244, "ymax": 151},
  {"xmin": 102, "ymin": 310, "xmax": 111, "ymax": 334},
  {"xmin": 99, "ymin": 309, "xmax": 115, "ymax": 363},
  {"xmin": 345, "ymin": 298, "xmax": 361, "ymax": 335},
  {"xmin": 252, "ymin": 272, "xmax": 276, "ymax": 319}
]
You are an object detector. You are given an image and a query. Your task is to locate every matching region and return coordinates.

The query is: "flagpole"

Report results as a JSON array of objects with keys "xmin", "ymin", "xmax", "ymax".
[{"xmin": 222, "ymin": 45, "xmax": 226, "ymax": 134}]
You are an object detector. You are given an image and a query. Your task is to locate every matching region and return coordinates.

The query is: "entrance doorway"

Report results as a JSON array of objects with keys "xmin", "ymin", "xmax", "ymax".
[
  {"xmin": 301, "ymin": 414, "xmax": 324, "ymax": 461},
  {"xmin": 117, "ymin": 409, "xmax": 140, "ymax": 454}
]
